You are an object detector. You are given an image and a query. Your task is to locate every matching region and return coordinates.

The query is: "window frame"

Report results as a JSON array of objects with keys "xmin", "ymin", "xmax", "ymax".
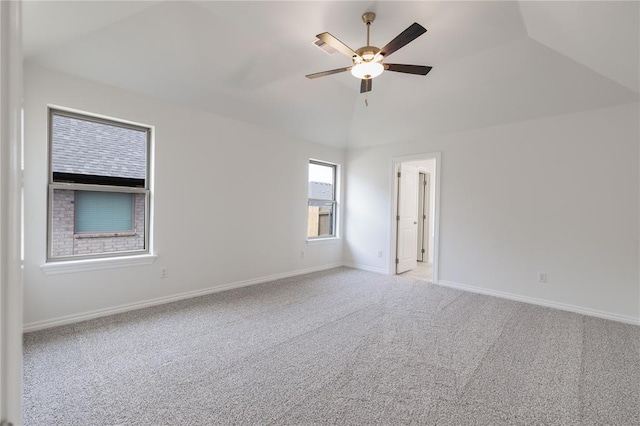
[
  {"xmin": 47, "ymin": 108, "xmax": 151, "ymax": 262},
  {"xmin": 307, "ymin": 159, "xmax": 338, "ymax": 240}
]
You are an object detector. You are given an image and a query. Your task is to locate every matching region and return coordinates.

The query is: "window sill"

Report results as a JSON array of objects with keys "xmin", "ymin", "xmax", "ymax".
[
  {"xmin": 306, "ymin": 237, "xmax": 341, "ymax": 246},
  {"xmin": 41, "ymin": 254, "xmax": 157, "ymax": 275},
  {"xmin": 75, "ymin": 231, "xmax": 137, "ymax": 239}
]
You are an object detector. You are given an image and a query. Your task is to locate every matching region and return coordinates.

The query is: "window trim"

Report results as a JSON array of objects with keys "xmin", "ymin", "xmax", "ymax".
[
  {"xmin": 40, "ymin": 254, "xmax": 158, "ymax": 275},
  {"xmin": 47, "ymin": 107, "xmax": 152, "ymax": 262},
  {"xmin": 307, "ymin": 159, "xmax": 338, "ymax": 240}
]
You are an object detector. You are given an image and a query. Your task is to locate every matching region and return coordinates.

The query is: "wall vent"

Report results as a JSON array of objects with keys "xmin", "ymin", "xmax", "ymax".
[{"xmin": 312, "ymin": 39, "xmax": 338, "ymax": 55}]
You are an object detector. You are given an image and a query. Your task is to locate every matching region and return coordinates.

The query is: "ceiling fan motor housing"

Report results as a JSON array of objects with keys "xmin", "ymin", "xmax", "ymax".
[{"xmin": 355, "ymin": 46, "xmax": 381, "ymax": 62}]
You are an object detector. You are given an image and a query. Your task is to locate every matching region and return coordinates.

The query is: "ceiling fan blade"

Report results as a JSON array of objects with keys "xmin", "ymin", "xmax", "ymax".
[
  {"xmin": 360, "ymin": 78, "xmax": 372, "ymax": 93},
  {"xmin": 316, "ymin": 32, "xmax": 360, "ymax": 58},
  {"xmin": 305, "ymin": 67, "xmax": 351, "ymax": 79},
  {"xmin": 379, "ymin": 23, "xmax": 427, "ymax": 59},
  {"xmin": 384, "ymin": 64, "xmax": 432, "ymax": 75}
]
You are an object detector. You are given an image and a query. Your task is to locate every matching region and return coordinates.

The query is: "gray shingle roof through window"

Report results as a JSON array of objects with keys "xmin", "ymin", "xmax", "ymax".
[
  {"xmin": 52, "ymin": 114, "xmax": 147, "ymax": 179},
  {"xmin": 309, "ymin": 182, "xmax": 333, "ymax": 200}
]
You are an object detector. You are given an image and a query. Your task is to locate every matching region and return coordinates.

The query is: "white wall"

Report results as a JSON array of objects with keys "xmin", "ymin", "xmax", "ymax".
[
  {"xmin": 23, "ymin": 64, "xmax": 344, "ymax": 328},
  {"xmin": 344, "ymin": 102, "xmax": 640, "ymax": 322},
  {"xmin": 21, "ymin": 64, "xmax": 640, "ymax": 327}
]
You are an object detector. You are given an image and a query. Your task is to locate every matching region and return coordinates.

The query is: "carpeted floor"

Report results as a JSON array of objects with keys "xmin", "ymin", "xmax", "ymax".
[{"xmin": 23, "ymin": 267, "xmax": 640, "ymax": 425}]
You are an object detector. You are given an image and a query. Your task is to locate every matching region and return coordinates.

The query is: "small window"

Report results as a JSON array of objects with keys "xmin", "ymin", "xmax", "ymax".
[
  {"xmin": 75, "ymin": 191, "xmax": 134, "ymax": 233},
  {"xmin": 308, "ymin": 160, "xmax": 337, "ymax": 239},
  {"xmin": 48, "ymin": 109, "xmax": 151, "ymax": 260}
]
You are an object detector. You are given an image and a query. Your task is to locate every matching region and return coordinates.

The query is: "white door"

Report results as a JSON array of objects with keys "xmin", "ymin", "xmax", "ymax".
[{"xmin": 396, "ymin": 163, "xmax": 419, "ymax": 274}]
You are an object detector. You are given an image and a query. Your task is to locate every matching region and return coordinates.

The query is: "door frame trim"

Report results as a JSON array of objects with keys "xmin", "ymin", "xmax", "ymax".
[
  {"xmin": 389, "ymin": 152, "xmax": 441, "ymax": 282},
  {"xmin": 0, "ymin": 0, "xmax": 23, "ymax": 424}
]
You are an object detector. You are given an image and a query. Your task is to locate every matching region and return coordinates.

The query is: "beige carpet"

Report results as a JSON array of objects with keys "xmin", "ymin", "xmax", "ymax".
[{"xmin": 23, "ymin": 267, "xmax": 640, "ymax": 425}]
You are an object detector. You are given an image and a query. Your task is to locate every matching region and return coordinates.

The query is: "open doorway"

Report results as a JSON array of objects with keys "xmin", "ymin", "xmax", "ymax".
[{"xmin": 391, "ymin": 153, "xmax": 440, "ymax": 283}]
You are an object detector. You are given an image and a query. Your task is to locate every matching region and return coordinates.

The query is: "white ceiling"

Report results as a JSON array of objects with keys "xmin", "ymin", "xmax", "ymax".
[{"xmin": 23, "ymin": 1, "xmax": 640, "ymax": 149}]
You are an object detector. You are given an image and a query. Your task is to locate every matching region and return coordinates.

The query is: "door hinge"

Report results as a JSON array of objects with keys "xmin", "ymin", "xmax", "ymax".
[
  {"xmin": 396, "ymin": 215, "xmax": 400, "ymax": 221},
  {"xmin": 421, "ymin": 249, "xmax": 425, "ymax": 254},
  {"xmin": 423, "ymin": 214, "xmax": 426, "ymax": 220},
  {"xmin": 397, "ymin": 171, "xmax": 401, "ymax": 178},
  {"xmin": 395, "ymin": 258, "xmax": 399, "ymax": 264}
]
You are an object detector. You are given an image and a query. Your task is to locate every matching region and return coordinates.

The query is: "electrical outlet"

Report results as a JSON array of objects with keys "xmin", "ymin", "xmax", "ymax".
[
  {"xmin": 161, "ymin": 268, "xmax": 168, "ymax": 279},
  {"xmin": 537, "ymin": 272, "xmax": 547, "ymax": 283},
  {"xmin": 377, "ymin": 250, "xmax": 383, "ymax": 258}
]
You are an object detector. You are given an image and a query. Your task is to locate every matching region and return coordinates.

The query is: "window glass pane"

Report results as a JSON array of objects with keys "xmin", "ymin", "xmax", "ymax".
[
  {"xmin": 75, "ymin": 191, "xmax": 133, "ymax": 233},
  {"xmin": 307, "ymin": 201, "xmax": 335, "ymax": 238},
  {"xmin": 51, "ymin": 113, "xmax": 147, "ymax": 186},
  {"xmin": 308, "ymin": 162, "xmax": 334, "ymax": 200},
  {"xmin": 50, "ymin": 189, "xmax": 146, "ymax": 258}
]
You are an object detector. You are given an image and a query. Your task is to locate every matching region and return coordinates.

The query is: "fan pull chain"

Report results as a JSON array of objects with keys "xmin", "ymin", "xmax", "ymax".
[{"xmin": 365, "ymin": 92, "xmax": 369, "ymax": 107}]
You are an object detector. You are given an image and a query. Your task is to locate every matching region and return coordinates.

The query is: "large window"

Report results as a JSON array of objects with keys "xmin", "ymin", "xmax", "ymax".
[
  {"xmin": 308, "ymin": 160, "xmax": 337, "ymax": 239},
  {"xmin": 48, "ymin": 109, "xmax": 151, "ymax": 261}
]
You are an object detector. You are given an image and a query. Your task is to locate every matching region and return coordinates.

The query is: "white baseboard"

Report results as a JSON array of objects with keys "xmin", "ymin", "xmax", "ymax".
[
  {"xmin": 342, "ymin": 262, "xmax": 389, "ymax": 275},
  {"xmin": 437, "ymin": 280, "xmax": 640, "ymax": 326},
  {"xmin": 23, "ymin": 263, "xmax": 344, "ymax": 332}
]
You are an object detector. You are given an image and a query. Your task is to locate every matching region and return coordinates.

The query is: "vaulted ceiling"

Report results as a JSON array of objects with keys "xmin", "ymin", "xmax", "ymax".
[{"xmin": 23, "ymin": 1, "xmax": 640, "ymax": 149}]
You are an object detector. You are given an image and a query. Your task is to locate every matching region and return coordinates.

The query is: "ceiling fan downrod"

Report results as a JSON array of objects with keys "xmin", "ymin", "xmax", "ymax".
[
  {"xmin": 363, "ymin": 12, "xmax": 376, "ymax": 107},
  {"xmin": 362, "ymin": 12, "xmax": 376, "ymax": 47}
]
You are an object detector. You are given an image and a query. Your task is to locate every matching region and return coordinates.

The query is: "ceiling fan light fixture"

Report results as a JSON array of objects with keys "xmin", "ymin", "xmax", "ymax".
[{"xmin": 351, "ymin": 61, "xmax": 384, "ymax": 79}]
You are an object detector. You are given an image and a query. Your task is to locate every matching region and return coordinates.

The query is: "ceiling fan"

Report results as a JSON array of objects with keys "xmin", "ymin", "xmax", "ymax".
[{"xmin": 306, "ymin": 12, "xmax": 432, "ymax": 94}]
